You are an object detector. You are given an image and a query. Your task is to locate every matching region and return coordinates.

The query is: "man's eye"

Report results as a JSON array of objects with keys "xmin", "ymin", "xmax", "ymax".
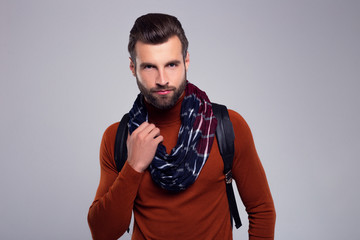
[
  {"xmin": 168, "ymin": 63, "xmax": 177, "ymax": 67},
  {"xmin": 144, "ymin": 65, "xmax": 153, "ymax": 69}
]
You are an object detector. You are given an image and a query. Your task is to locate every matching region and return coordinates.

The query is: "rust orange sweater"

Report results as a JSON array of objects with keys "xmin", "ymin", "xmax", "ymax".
[{"xmin": 88, "ymin": 96, "xmax": 276, "ymax": 239}]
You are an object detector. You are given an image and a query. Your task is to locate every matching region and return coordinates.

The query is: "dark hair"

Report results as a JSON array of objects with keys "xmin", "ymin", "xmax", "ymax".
[{"xmin": 128, "ymin": 13, "xmax": 189, "ymax": 62}]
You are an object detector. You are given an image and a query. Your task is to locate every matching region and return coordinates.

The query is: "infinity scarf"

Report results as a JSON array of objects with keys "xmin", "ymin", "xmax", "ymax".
[{"xmin": 128, "ymin": 82, "xmax": 218, "ymax": 191}]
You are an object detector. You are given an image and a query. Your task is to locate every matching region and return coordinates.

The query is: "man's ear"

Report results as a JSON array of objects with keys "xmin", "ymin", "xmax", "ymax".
[
  {"xmin": 129, "ymin": 57, "xmax": 136, "ymax": 76},
  {"xmin": 185, "ymin": 52, "xmax": 190, "ymax": 71}
]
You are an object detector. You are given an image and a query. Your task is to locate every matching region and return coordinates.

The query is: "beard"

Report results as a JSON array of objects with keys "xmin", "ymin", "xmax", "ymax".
[{"xmin": 136, "ymin": 74, "xmax": 187, "ymax": 110}]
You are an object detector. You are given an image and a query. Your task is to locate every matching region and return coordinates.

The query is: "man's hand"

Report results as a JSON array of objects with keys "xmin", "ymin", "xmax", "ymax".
[{"xmin": 126, "ymin": 122, "xmax": 163, "ymax": 173}]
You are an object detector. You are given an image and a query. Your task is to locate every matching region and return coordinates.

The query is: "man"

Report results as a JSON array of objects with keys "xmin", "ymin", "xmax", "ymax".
[{"xmin": 88, "ymin": 13, "xmax": 276, "ymax": 239}]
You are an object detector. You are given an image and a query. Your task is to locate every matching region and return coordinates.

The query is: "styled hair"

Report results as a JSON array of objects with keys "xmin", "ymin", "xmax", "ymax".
[{"xmin": 128, "ymin": 13, "xmax": 189, "ymax": 62}]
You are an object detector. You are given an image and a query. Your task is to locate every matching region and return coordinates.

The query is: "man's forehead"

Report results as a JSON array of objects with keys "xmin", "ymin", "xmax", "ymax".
[{"xmin": 134, "ymin": 36, "xmax": 183, "ymax": 63}]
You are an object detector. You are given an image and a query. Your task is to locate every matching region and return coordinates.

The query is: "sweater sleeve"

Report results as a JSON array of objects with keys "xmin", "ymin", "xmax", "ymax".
[
  {"xmin": 87, "ymin": 123, "xmax": 144, "ymax": 240},
  {"xmin": 229, "ymin": 110, "xmax": 276, "ymax": 240}
]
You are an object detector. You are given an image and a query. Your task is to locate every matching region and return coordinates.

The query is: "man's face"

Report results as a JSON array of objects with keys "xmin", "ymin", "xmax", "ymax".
[{"xmin": 130, "ymin": 36, "xmax": 189, "ymax": 110}]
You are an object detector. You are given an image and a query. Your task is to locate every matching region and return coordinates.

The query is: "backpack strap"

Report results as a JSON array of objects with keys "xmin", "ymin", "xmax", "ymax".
[
  {"xmin": 114, "ymin": 113, "xmax": 130, "ymax": 233},
  {"xmin": 114, "ymin": 113, "xmax": 129, "ymax": 172},
  {"xmin": 212, "ymin": 103, "xmax": 242, "ymax": 229}
]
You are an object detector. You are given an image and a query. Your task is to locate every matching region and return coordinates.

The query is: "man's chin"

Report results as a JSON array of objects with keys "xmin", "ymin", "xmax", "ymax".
[
  {"xmin": 145, "ymin": 94, "xmax": 172, "ymax": 109},
  {"xmin": 141, "ymin": 80, "xmax": 186, "ymax": 110},
  {"xmin": 152, "ymin": 100, "xmax": 175, "ymax": 110}
]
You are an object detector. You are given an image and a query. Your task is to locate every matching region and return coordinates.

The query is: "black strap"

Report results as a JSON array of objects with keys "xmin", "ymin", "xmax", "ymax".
[
  {"xmin": 114, "ymin": 113, "xmax": 130, "ymax": 232},
  {"xmin": 114, "ymin": 113, "xmax": 129, "ymax": 172},
  {"xmin": 212, "ymin": 103, "xmax": 242, "ymax": 229}
]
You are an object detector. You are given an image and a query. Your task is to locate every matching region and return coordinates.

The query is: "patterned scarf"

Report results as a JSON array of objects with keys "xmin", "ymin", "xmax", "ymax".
[{"xmin": 128, "ymin": 82, "xmax": 218, "ymax": 191}]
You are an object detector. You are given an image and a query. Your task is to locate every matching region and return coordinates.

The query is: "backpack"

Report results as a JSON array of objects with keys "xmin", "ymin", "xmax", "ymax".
[{"xmin": 114, "ymin": 103, "xmax": 242, "ymax": 229}]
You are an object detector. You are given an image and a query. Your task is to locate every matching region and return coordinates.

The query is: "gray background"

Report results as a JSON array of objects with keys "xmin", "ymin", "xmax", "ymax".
[{"xmin": 1, "ymin": 0, "xmax": 359, "ymax": 239}]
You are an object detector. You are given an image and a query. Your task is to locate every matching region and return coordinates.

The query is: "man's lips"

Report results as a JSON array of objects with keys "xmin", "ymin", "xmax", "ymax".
[
  {"xmin": 152, "ymin": 88, "xmax": 175, "ymax": 95},
  {"xmin": 156, "ymin": 90, "xmax": 171, "ymax": 95}
]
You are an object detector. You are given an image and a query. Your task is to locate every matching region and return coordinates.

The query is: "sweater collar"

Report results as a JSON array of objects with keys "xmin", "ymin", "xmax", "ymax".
[{"xmin": 144, "ymin": 93, "xmax": 184, "ymax": 126}]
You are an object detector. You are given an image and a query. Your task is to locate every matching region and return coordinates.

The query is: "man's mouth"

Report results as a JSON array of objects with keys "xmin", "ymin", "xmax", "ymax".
[
  {"xmin": 156, "ymin": 90, "xmax": 172, "ymax": 95},
  {"xmin": 151, "ymin": 87, "xmax": 175, "ymax": 95}
]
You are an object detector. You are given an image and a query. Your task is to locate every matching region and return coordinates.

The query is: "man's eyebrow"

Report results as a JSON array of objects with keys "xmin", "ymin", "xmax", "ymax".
[
  {"xmin": 139, "ymin": 60, "xmax": 182, "ymax": 69},
  {"xmin": 139, "ymin": 62, "xmax": 155, "ymax": 68},
  {"xmin": 166, "ymin": 60, "xmax": 181, "ymax": 65}
]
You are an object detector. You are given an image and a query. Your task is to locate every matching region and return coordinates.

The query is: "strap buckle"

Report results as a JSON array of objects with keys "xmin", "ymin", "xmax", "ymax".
[{"xmin": 225, "ymin": 170, "xmax": 233, "ymax": 184}]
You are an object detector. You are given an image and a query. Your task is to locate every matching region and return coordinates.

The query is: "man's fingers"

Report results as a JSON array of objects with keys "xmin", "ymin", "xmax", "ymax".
[
  {"xmin": 147, "ymin": 126, "xmax": 161, "ymax": 139},
  {"xmin": 129, "ymin": 122, "xmax": 162, "ymax": 142},
  {"xmin": 126, "ymin": 122, "xmax": 163, "ymax": 172},
  {"xmin": 132, "ymin": 123, "xmax": 159, "ymax": 138},
  {"xmin": 131, "ymin": 122, "xmax": 157, "ymax": 135},
  {"xmin": 154, "ymin": 135, "xmax": 164, "ymax": 144},
  {"xmin": 132, "ymin": 122, "xmax": 150, "ymax": 134}
]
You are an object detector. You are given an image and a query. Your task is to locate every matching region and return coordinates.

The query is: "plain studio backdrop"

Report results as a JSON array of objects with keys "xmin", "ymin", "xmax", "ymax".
[{"xmin": 1, "ymin": 0, "xmax": 359, "ymax": 239}]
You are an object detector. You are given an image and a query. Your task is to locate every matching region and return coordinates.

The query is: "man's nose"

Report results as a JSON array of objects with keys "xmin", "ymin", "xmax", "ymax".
[{"xmin": 156, "ymin": 68, "xmax": 168, "ymax": 86}]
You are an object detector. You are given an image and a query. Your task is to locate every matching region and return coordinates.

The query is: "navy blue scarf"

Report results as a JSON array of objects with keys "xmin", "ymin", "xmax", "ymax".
[{"xmin": 128, "ymin": 82, "xmax": 217, "ymax": 191}]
